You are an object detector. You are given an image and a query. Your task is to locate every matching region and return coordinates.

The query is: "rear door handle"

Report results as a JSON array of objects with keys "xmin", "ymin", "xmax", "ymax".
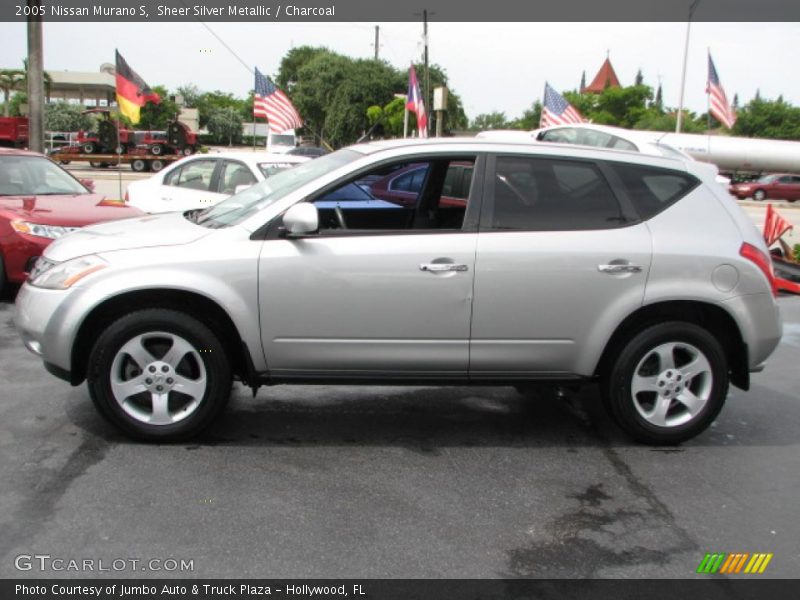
[
  {"xmin": 420, "ymin": 263, "xmax": 469, "ymax": 273},
  {"xmin": 598, "ymin": 263, "xmax": 642, "ymax": 274}
]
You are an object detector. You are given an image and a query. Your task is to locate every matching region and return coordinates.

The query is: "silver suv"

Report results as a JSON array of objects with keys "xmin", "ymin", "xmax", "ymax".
[{"xmin": 15, "ymin": 139, "xmax": 782, "ymax": 444}]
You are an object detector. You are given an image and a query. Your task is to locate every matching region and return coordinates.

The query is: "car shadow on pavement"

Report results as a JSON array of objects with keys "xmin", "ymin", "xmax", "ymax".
[{"xmin": 64, "ymin": 381, "xmax": 800, "ymax": 450}]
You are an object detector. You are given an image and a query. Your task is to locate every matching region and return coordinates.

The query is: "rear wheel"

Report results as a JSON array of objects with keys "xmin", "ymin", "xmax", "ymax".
[
  {"xmin": 602, "ymin": 322, "xmax": 728, "ymax": 445},
  {"xmin": 150, "ymin": 144, "xmax": 163, "ymax": 156},
  {"xmin": 130, "ymin": 159, "xmax": 147, "ymax": 172},
  {"xmin": 87, "ymin": 309, "xmax": 232, "ymax": 441},
  {"xmin": 753, "ymin": 189, "xmax": 766, "ymax": 201},
  {"xmin": 150, "ymin": 159, "xmax": 165, "ymax": 172}
]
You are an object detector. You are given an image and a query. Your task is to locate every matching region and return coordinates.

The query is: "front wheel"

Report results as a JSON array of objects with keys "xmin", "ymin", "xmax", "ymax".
[
  {"xmin": 150, "ymin": 159, "xmax": 165, "ymax": 172},
  {"xmin": 150, "ymin": 144, "xmax": 163, "ymax": 155},
  {"xmin": 130, "ymin": 158, "xmax": 148, "ymax": 172},
  {"xmin": 87, "ymin": 309, "xmax": 232, "ymax": 441},
  {"xmin": 602, "ymin": 322, "xmax": 728, "ymax": 445},
  {"xmin": 753, "ymin": 189, "xmax": 766, "ymax": 201}
]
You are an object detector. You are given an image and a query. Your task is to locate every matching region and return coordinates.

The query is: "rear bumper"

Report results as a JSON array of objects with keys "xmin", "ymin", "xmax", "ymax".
[{"xmin": 722, "ymin": 293, "xmax": 782, "ymax": 369}]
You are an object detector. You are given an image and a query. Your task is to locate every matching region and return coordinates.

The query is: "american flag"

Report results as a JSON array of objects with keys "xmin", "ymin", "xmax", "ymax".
[
  {"xmin": 406, "ymin": 65, "xmax": 428, "ymax": 138},
  {"xmin": 540, "ymin": 82, "xmax": 584, "ymax": 127},
  {"xmin": 254, "ymin": 67, "xmax": 303, "ymax": 133},
  {"xmin": 707, "ymin": 54, "xmax": 736, "ymax": 129}
]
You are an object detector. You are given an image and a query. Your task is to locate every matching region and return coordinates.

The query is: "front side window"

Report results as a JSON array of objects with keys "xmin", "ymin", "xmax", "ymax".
[
  {"xmin": 485, "ymin": 156, "xmax": 624, "ymax": 231},
  {"xmin": 307, "ymin": 156, "xmax": 476, "ymax": 232}
]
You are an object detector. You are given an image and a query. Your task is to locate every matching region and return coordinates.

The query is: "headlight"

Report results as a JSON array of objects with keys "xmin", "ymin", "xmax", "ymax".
[
  {"xmin": 11, "ymin": 221, "xmax": 80, "ymax": 239},
  {"xmin": 737, "ymin": 185, "xmax": 751, "ymax": 191},
  {"xmin": 29, "ymin": 255, "xmax": 107, "ymax": 289}
]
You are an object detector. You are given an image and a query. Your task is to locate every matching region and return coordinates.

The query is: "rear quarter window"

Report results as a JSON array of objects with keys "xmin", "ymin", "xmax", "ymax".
[{"xmin": 608, "ymin": 162, "xmax": 700, "ymax": 220}]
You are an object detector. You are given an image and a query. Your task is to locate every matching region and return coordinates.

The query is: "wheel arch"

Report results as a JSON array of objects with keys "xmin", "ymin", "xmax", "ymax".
[
  {"xmin": 595, "ymin": 300, "xmax": 750, "ymax": 390},
  {"xmin": 70, "ymin": 289, "xmax": 256, "ymax": 387}
]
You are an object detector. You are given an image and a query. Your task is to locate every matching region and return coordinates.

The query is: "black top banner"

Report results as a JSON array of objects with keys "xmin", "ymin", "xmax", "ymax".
[{"xmin": 3, "ymin": 0, "xmax": 800, "ymax": 22}]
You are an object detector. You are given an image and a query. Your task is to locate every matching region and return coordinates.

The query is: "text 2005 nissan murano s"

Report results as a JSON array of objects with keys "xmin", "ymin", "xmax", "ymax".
[{"xmin": 16, "ymin": 139, "xmax": 782, "ymax": 444}]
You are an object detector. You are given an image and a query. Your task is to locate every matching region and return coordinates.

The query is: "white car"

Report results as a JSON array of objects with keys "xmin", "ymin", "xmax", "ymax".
[
  {"xmin": 477, "ymin": 125, "xmax": 731, "ymax": 185},
  {"xmin": 125, "ymin": 151, "xmax": 308, "ymax": 213}
]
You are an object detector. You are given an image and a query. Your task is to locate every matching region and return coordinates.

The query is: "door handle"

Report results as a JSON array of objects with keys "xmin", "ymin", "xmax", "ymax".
[
  {"xmin": 598, "ymin": 263, "xmax": 642, "ymax": 274},
  {"xmin": 420, "ymin": 263, "xmax": 469, "ymax": 273}
]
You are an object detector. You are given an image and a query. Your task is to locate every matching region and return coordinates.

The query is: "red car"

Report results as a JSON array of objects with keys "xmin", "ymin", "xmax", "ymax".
[
  {"xmin": 729, "ymin": 173, "xmax": 800, "ymax": 202},
  {"xmin": 0, "ymin": 148, "xmax": 143, "ymax": 294},
  {"xmin": 368, "ymin": 161, "xmax": 474, "ymax": 208}
]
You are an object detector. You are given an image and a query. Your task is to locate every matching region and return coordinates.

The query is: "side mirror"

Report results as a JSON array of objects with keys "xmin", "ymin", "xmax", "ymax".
[
  {"xmin": 234, "ymin": 184, "xmax": 252, "ymax": 195},
  {"xmin": 80, "ymin": 178, "xmax": 95, "ymax": 192},
  {"xmin": 282, "ymin": 203, "xmax": 318, "ymax": 236}
]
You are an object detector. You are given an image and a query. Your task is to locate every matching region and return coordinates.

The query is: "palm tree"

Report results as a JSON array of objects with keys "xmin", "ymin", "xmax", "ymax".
[{"xmin": 0, "ymin": 69, "xmax": 25, "ymax": 116}]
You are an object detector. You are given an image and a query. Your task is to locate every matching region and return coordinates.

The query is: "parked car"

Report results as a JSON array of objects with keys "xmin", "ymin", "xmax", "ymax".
[
  {"xmin": 478, "ymin": 124, "xmax": 732, "ymax": 185},
  {"xmin": 125, "ymin": 151, "xmax": 308, "ymax": 213},
  {"xmin": 729, "ymin": 173, "xmax": 800, "ymax": 202},
  {"xmin": 16, "ymin": 138, "xmax": 781, "ymax": 445},
  {"xmin": 0, "ymin": 147, "xmax": 143, "ymax": 295}
]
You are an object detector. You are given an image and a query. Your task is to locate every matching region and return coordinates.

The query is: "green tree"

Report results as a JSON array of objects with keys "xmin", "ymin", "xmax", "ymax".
[
  {"xmin": 138, "ymin": 85, "xmax": 179, "ymax": 130},
  {"xmin": 44, "ymin": 102, "xmax": 93, "ymax": 132},
  {"xmin": 470, "ymin": 111, "xmax": 508, "ymax": 131},
  {"xmin": 733, "ymin": 96, "xmax": 800, "ymax": 140},
  {"xmin": 175, "ymin": 84, "xmax": 201, "ymax": 108},
  {"xmin": 507, "ymin": 102, "xmax": 542, "ymax": 130},
  {"xmin": 195, "ymin": 90, "xmax": 247, "ymax": 128},
  {"xmin": 207, "ymin": 107, "xmax": 243, "ymax": 145},
  {"xmin": 0, "ymin": 68, "xmax": 25, "ymax": 116}
]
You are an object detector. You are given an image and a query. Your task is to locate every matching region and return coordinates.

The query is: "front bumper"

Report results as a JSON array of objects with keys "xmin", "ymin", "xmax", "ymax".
[{"xmin": 15, "ymin": 282, "xmax": 77, "ymax": 377}]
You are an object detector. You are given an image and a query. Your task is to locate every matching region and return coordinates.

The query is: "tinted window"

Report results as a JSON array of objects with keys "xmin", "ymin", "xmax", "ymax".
[
  {"xmin": 487, "ymin": 157, "xmax": 624, "ymax": 231},
  {"xmin": 309, "ymin": 157, "xmax": 474, "ymax": 232},
  {"xmin": 609, "ymin": 162, "xmax": 699, "ymax": 220}
]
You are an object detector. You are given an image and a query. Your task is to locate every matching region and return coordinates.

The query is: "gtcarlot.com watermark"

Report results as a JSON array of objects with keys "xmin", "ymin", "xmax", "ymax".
[{"xmin": 14, "ymin": 553, "xmax": 194, "ymax": 573}]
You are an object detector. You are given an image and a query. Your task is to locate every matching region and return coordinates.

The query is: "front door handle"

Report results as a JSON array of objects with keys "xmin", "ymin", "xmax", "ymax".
[
  {"xmin": 598, "ymin": 263, "xmax": 643, "ymax": 274},
  {"xmin": 420, "ymin": 263, "xmax": 469, "ymax": 273}
]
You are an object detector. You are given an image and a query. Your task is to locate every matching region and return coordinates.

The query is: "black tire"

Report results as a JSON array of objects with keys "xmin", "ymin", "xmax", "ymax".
[
  {"xmin": 150, "ymin": 159, "xmax": 165, "ymax": 172},
  {"xmin": 602, "ymin": 322, "xmax": 728, "ymax": 445},
  {"xmin": 59, "ymin": 160, "xmax": 71, "ymax": 165},
  {"xmin": 150, "ymin": 144, "xmax": 163, "ymax": 156},
  {"xmin": 182, "ymin": 145, "xmax": 195, "ymax": 156},
  {"xmin": 81, "ymin": 142, "xmax": 96, "ymax": 154},
  {"xmin": 87, "ymin": 309, "xmax": 232, "ymax": 442},
  {"xmin": 130, "ymin": 159, "xmax": 147, "ymax": 173},
  {"xmin": 753, "ymin": 189, "xmax": 766, "ymax": 201}
]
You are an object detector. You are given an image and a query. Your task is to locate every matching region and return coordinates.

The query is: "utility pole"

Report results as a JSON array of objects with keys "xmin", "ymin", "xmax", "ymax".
[
  {"xmin": 423, "ymin": 10, "xmax": 430, "ymax": 137},
  {"xmin": 676, "ymin": 0, "xmax": 701, "ymax": 133},
  {"xmin": 26, "ymin": 0, "xmax": 44, "ymax": 153},
  {"xmin": 374, "ymin": 25, "xmax": 380, "ymax": 60}
]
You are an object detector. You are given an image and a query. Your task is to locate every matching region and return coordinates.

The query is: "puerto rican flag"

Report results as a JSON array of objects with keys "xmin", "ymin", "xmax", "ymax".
[{"xmin": 406, "ymin": 65, "xmax": 428, "ymax": 138}]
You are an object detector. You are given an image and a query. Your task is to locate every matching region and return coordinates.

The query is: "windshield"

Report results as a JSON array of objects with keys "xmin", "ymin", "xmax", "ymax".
[
  {"xmin": 0, "ymin": 155, "xmax": 88, "ymax": 196},
  {"xmin": 270, "ymin": 134, "xmax": 295, "ymax": 146},
  {"xmin": 758, "ymin": 174, "xmax": 779, "ymax": 184},
  {"xmin": 196, "ymin": 149, "xmax": 362, "ymax": 228}
]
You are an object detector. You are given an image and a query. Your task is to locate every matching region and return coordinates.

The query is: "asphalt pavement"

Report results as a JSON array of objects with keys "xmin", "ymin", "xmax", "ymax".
[{"xmin": 0, "ymin": 289, "xmax": 798, "ymax": 579}]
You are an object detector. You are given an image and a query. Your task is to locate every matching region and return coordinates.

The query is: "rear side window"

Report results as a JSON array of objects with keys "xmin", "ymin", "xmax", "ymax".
[
  {"xmin": 609, "ymin": 163, "xmax": 699, "ymax": 220},
  {"xmin": 486, "ymin": 156, "xmax": 625, "ymax": 231}
]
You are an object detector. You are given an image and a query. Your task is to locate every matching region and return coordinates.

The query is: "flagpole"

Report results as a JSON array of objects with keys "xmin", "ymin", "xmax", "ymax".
[
  {"xmin": 403, "ymin": 106, "xmax": 409, "ymax": 139},
  {"xmin": 676, "ymin": 0, "xmax": 701, "ymax": 134}
]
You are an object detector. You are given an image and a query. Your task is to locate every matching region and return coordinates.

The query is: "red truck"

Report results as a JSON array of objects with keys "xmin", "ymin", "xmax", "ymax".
[{"xmin": 0, "ymin": 117, "xmax": 29, "ymax": 148}]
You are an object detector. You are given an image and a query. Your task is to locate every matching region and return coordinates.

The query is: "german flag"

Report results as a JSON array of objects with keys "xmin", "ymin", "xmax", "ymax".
[{"xmin": 115, "ymin": 50, "xmax": 160, "ymax": 124}]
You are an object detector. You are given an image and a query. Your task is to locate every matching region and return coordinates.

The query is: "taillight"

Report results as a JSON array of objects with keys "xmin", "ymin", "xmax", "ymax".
[{"xmin": 740, "ymin": 242, "xmax": 777, "ymax": 297}]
